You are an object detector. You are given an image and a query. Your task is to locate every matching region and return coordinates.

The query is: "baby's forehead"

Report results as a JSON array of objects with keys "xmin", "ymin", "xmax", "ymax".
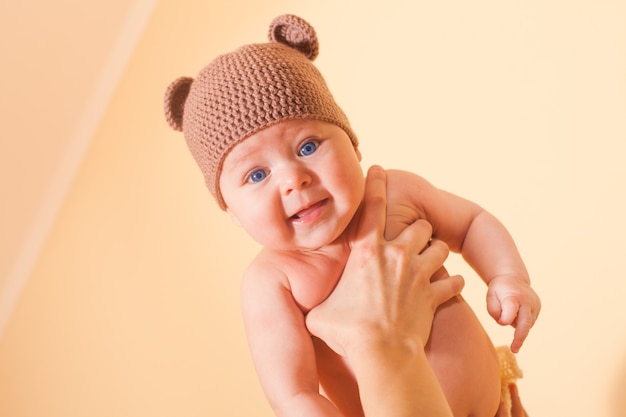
[
  {"xmin": 232, "ymin": 119, "xmax": 329, "ymax": 149},
  {"xmin": 224, "ymin": 134, "xmax": 266, "ymax": 165},
  {"xmin": 222, "ymin": 118, "xmax": 349, "ymax": 168},
  {"xmin": 223, "ymin": 123, "xmax": 291, "ymax": 162}
]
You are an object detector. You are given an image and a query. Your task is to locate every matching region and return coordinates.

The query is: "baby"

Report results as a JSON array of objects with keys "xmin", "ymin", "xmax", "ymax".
[{"xmin": 164, "ymin": 14, "xmax": 540, "ymax": 417}]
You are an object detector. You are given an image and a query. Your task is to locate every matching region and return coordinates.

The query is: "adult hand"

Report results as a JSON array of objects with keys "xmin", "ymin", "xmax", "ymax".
[
  {"xmin": 306, "ymin": 165, "xmax": 465, "ymax": 417},
  {"xmin": 495, "ymin": 384, "xmax": 529, "ymax": 417},
  {"xmin": 306, "ymin": 165, "xmax": 464, "ymax": 357}
]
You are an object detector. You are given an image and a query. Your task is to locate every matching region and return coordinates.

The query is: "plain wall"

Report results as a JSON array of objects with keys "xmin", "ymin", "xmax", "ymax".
[{"xmin": 1, "ymin": 0, "xmax": 626, "ymax": 416}]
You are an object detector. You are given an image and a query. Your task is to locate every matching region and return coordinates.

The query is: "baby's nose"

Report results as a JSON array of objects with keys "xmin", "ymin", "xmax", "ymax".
[{"xmin": 280, "ymin": 166, "xmax": 312, "ymax": 195}]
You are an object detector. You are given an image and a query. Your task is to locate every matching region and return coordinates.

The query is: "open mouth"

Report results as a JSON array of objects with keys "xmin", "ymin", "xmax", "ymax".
[{"xmin": 290, "ymin": 199, "xmax": 327, "ymax": 223}]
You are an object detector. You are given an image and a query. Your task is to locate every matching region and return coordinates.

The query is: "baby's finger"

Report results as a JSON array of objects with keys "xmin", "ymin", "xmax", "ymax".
[
  {"xmin": 498, "ymin": 296, "xmax": 520, "ymax": 326},
  {"xmin": 354, "ymin": 165, "xmax": 387, "ymax": 241},
  {"xmin": 511, "ymin": 304, "xmax": 533, "ymax": 353}
]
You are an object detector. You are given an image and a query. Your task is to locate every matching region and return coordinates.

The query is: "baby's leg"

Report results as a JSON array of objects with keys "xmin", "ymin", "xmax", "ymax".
[{"xmin": 426, "ymin": 295, "xmax": 501, "ymax": 417}]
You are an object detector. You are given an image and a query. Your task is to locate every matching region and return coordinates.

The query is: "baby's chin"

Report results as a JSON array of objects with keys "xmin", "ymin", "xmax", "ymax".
[
  {"xmin": 266, "ymin": 239, "xmax": 337, "ymax": 254},
  {"xmin": 262, "ymin": 230, "xmax": 351, "ymax": 254}
]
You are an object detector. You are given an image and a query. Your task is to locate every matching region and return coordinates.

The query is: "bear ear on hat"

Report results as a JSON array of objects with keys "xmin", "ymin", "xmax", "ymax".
[
  {"xmin": 268, "ymin": 14, "xmax": 319, "ymax": 61},
  {"xmin": 164, "ymin": 76, "xmax": 194, "ymax": 131}
]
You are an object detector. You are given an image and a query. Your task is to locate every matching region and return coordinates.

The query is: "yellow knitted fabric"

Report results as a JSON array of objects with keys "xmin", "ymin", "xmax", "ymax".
[{"xmin": 496, "ymin": 346, "xmax": 523, "ymax": 417}]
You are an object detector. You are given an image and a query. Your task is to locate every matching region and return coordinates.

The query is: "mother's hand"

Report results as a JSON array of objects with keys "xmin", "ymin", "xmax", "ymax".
[
  {"xmin": 305, "ymin": 166, "xmax": 464, "ymax": 417},
  {"xmin": 496, "ymin": 384, "xmax": 529, "ymax": 417},
  {"xmin": 306, "ymin": 165, "xmax": 464, "ymax": 357}
]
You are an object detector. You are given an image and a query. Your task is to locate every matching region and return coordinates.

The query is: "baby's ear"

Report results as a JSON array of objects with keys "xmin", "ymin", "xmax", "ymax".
[
  {"xmin": 226, "ymin": 208, "xmax": 242, "ymax": 227},
  {"xmin": 164, "ymin": 76, "xmax": 194, "ymax": 131},
  {"xmin": 355, "ymin": 147, "xmax": 362, "ymax": 162},
  {"xmin": 268, "ymin": 14, "xmax": 319, "ymax": 61}
]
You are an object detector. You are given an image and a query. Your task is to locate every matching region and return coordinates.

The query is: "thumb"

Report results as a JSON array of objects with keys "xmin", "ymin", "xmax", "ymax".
[{"xmin": 498, "ymin": 296, "xmax": 520, "ymax": 325}]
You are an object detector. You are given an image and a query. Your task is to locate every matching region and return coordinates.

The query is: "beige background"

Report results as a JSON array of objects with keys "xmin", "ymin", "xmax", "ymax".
[{"xmin": 1, "ymin": 0, "xmax": 625, "ymax": 416}]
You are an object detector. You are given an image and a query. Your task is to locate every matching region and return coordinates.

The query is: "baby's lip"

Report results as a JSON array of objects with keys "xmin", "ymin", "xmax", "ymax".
[{"xmin": 289, "ymin": 199, "xmax": 328, "ymax": 222}]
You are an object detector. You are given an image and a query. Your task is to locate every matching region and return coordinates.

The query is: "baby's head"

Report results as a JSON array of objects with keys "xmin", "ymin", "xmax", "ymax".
[{"xmin": 164, "ymin": 14, "xmax": 358, "ymax": 210}]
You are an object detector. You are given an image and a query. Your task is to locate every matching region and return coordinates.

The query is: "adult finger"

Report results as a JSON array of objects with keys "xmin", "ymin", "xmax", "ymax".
[
  {"xmin": 353, "ymin": 165, "xmax": 387, "ymax": 242},
  {"xmin": 509, "ymin": 384, "xmax": 529, "ymax": 417},
  {"xmin": 429, "ymin": 274, "xmax": 465, "ymax": 307},
  {"xmin": 414, "ymin": 237, "xmax": 448, "ymax": 272},
  {"xmin": 393, "ymin": 218, "xmax": 435, "ymax": 256}
]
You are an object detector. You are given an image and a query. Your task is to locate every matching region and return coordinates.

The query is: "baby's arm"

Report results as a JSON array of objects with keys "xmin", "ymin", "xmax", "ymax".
[
  {"xmin": 386, "ymin": 169, "xmax": 540, "ymax": 352},
  {"xmin": 457, "ymin": 207, "xmax": 540, "ymax": 352},
  {"xmin": 240, "ymin": 257, "xmax": 343, "ymax": 417}
]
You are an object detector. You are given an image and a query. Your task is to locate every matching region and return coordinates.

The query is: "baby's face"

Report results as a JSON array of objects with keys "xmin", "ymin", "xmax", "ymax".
[{"xmin": 219, "ymin": 119, "xmax": 364, "ymax": 251}]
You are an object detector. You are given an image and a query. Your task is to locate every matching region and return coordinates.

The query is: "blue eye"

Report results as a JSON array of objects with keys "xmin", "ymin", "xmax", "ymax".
[
  {"xmin": 299, "ymin": 140, "xmax": 318, "ymax": 156},
  {"xmin": 248, "ymin": 169, "xmax": 268, "ymax": 183}
]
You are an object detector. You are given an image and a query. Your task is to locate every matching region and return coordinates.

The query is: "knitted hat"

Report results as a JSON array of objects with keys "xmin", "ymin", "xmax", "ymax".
[{"xmin": 164, "ymin": 14, "xmax": 358, "ymax": 210}]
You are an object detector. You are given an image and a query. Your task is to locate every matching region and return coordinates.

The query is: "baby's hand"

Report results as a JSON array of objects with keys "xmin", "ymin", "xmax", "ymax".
[{"xmin": 486, "ymin": 276, "xmax": 541, "ymax": 353}]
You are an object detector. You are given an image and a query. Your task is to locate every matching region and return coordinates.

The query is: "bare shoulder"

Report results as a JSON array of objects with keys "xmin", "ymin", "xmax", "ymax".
[
  {"xmin": 384, "ymin": 169, "xmax": 439, "ymax": 202},
  {"xmin": 379, "ymin": 170, "xmax": 490, "ymax": 252},
  {"xmin": 382, "ymin": 169, "xmax": 437, "ymax": 240},
  {"xmin": 242, "ymin": 250, "xmax": 291, "ymax": 293},
  {"xmin": 240, "ymin": 251, "xmax": 293, "ymax": 311},
  {"xmin": 383, "ymin": 168, "xmax": 484, "ymax": 250}
]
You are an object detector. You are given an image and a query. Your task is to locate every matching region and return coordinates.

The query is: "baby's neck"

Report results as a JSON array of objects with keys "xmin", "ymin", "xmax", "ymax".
[{"xmin": 301, "ymin": 202, "xmax": 364, "ymax": 258}]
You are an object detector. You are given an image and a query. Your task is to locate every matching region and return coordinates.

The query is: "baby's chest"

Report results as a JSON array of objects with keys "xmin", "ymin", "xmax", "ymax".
[{"xmin": 286, "ymin": 258, "xmax": 345, "ymax": 313}]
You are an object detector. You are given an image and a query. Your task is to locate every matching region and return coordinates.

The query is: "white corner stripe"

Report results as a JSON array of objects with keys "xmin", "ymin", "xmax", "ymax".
[{"xmin": 0, "ymin": 0, "xmax": 159, "ymax": 340}]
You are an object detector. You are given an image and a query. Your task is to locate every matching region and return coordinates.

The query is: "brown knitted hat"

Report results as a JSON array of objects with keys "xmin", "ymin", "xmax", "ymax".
[{"xmin": 164, "ymin": 14, "xmax": 358, "ymax": 210}]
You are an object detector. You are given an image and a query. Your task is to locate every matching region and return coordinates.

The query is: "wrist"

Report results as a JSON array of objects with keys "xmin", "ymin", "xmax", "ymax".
[
  {"xmin": 343, "ymin": 324, "xmax": 425, "ymax": 362},
  {"xmin": 347, "ymin": 336, "xmax": 453, "ymax": 417},
  {"xmin": 489, "ymin": 271, "xmax": 531, "ymax": 286},
  {"xmin": 345, "ymin": 332, "xmax": 426, "ymax": 385},
  {"xmin": 349, "ymin": 334, "xmax": 421, "ymax": 361}
]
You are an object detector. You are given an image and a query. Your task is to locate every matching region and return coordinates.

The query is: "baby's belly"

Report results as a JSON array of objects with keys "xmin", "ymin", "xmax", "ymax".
[{"xmin": 314, "ymin": 296, "xmax": 501, "ymax": 417}]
